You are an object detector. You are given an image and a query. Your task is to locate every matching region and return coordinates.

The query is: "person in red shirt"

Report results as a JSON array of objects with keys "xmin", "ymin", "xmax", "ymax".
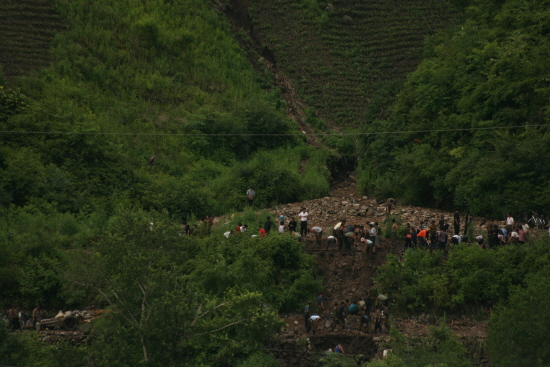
[
  {"xmin": 259, "ymin": 226, "xmax": 266, "ymax": 237},
  {"xmin": 417, "ymin": 228, "xmax": 428, "ymax": 247}
]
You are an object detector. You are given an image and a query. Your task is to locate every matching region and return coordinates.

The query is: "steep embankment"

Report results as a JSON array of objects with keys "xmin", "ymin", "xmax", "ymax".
[
  {"xmin": 247, "ymin": 0, "xmax": 462, "ymax": 127},
  {"xmin": 269, "ymin": 177, "xmax": 489, "ymax": 365},
  {"xmin": 0, "ymin": 0, "xmax": 64, "ymax": 82}
]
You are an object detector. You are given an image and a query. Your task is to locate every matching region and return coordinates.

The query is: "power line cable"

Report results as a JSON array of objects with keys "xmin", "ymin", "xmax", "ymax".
[{"xmin": 0, "ymin": 124, "xmax": 548, "ymax": 137}]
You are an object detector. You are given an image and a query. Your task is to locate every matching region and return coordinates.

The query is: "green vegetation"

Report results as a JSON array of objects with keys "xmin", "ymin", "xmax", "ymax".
[
  {"xmin": 318, "ymin": 325, "xmax": 472, "ymax": 367},
  {"xmin": 0, "ymin": 0, "xmax": 331, "ymax": 219},
  {"xmin": 489, "ymin": 266, "xmax": 550, "ymax": 366},
  {"xmin": 3, "ymin": 0, "xmax": 550, "ymax": 365},
  {"xmin": 0, "ymin": 0, "xmax": 327, "ymax": 365},
  {"xmin": 375, "ymin": 241, "xmax": 550, "ymax": 315},
  {"xmin": 1, "ymin": 207, "xmax": 321, "ymax": 366},
  {"xmin": 358, "ymin": 0, "xmax": 550, "ymax": 217},
  {"xmin": 250, "ymin": 0, "xmax": 461, "ymax": 126}
]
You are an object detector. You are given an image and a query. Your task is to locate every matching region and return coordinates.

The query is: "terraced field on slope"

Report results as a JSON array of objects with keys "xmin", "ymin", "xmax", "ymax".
[
  {"xmin": 249, "ymin": 0, "xmax": 461, "ymax": 127},
  {"xmin": 0, "ymin": 0, "xmax": 64, "ymax": 82}
]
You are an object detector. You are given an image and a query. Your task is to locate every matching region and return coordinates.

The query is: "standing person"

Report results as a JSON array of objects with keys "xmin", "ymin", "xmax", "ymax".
[
  {"xmin": 182, "ymin": 221, "xmax": 191, "ymax": 236},
  {"xmin": 437, "ymin": 229, "xmax": 448, "ymax": 250},
  {"xmin": 332, "ymin": 301, "xmax": 347, "ymax": 331},
  {"xmin": 369, "ymin": 224, "xmax": 377, "ymax": 253},
  {"xmin": 417, "ymin": 228, "xmax": 428, "ymax": 247},
  {"xmin": 439, "ymin": 216, "xmax": 445, "ymax": 230},
  {"xmin": 337, "ymin": 224, "xmax": 345, "ymax": 250},
  {"xmin": 404, "ymin": 223, "xmax": 412, "ymax": 250},
  {"xmin": 385, "ymin": 198, "xmax": 394, "ymax": 215},
  {"xmin": 518, "ymin": 226, "xmax": 526, "ymax": 244},
  {"xmin": 246, "ymin": 187, "xmax": 255, "ymax": 206},
  {"xmin": 288, "ymin": 217, "xmax": 297, "ymax": 233},
  {"xmin": 344, "ymin": 223, "xmax": 354, "ymax": 250},
  {"xmin": 204, "ymin": 215, "xmax": 214, "ymax": 235},
  {"xmin": 391, "ymin": 219, "xmax": 398, "ymax": 248},
  {"xmin": 8, "ymin": 306, "xmax": 19, "ymax": 332},
  {"xmin": 317, "ymin": 293, "xmax": 325, "ymax": 311},
  {"xmin": 303, "ymin": 302, "xmax": 311, "ymax": 330},
  {"xmin": 464, "ymin": 212, "xmax": 472, "ymax": 234},
  {"xmin": 298, "ymin": 208, "xmax": 309, "ymax": 237},
  {"xmin": 364, "ymin": 291, "xmax": 374, "ymax": 314},
  {"xmin": 264, "ymin": 216, "xmax": 273, "ymax": 234},
  {"xmin": 453, "ymin": 210, "xmax": 460, "ymax": 235},
  {"xmin": 506, "ymin": 213, "xmax": 514, "ymax": 239},
  {"xmin": 429, "ymin": 221, "xmax": 438, "ymax": 248},
  {"xmin": 331, "ymin": 302, "xmax": 344, "ymax": 332},
  {"xmin": 278, "ymin": 221, "xmax": 285, "ymax": 234},
  {"xmin": 410, "ymin": 227, "xmax": 418, "ymax": 248},
  {"xmin": 310, "ymin": 226, "xmax": 323, "ymax": 246},
  {"xmin": 373, "ymin": 306, "xmax": 382, "ymax": 334},
  {"xmin": 374, "ymin": 222, "xmax": 381, "ymax": 249},
  {"xmin": 32, "ymin": 304, "xmax": 40, "ymax": 327}
]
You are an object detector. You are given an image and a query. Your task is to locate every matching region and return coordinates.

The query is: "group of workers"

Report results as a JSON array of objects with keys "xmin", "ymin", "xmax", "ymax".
[
  {"xmin": 303, "ymin": 291, "xmax": 390, "ymax": 335},
  {"xmin": 6, "ymin": 305, "xmax": 40, "ymax": 331}
]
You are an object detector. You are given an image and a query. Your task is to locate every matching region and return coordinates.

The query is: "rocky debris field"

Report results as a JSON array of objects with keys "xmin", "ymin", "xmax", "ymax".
[{"xmin": 268, "ymin": 175, "xmax": 491, "ymax": 365}]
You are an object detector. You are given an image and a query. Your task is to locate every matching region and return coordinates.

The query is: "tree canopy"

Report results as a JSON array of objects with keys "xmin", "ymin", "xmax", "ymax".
[{"xmin": 359, "ymin": 0, "xmax": 550, "ymax": 217}]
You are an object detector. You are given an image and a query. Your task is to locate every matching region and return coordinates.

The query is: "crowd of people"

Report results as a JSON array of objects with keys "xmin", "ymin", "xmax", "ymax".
[
  {"xmin": 229, "ymin": 207, "xmax": 550, "ymax": 252},
  {"xmin": 303, "ymin": 291, "xmax": 390, "ymax": 335},
  {"xmin": 5, "ymin": 305, "xmax": 41, "ymax": 332}
]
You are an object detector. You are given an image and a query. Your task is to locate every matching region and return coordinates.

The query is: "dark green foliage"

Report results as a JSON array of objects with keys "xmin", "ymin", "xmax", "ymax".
[
  {"xmin": 0, "ymin": 0, "xmax": 330, "ymax": 219},
  {"xmin": 359, "ymin": 0, "xmax": 550, "ymax": 216},
  {"xmin": 383, "ymin": 324, "xmax": 472, "ymax": 367},
  {"xmin": 54, "ymin": 207, "xmax": 318, "ymax": 366},
  {"xmin": 375, "ymin": 241, "xmax": 545, "ymax": 315},
  {"xmin": 488, "ymin": 265, "xmax": 550, "ymax": 367}
]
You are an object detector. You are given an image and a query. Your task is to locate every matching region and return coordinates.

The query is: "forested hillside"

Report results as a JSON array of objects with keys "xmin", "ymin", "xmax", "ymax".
[
  {"xmin": 0, "ymin": 0, "xmax": 327, "ymax": 365},
  {"xmin": 357, "ymin": 0, "xmax": 550, "ymax": 217},
  {"xmin": 248, "ymin": 0, "xmax": 462, "ymax": 127},
  {"xmin": 2, "ymin": 0, "xmax": 550, "ymax": 366}
]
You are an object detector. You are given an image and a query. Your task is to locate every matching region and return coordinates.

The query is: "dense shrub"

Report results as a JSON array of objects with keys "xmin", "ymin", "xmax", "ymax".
[{"xmin": 376, "ymin": 240, "xmax": 548, "ymax": 315}]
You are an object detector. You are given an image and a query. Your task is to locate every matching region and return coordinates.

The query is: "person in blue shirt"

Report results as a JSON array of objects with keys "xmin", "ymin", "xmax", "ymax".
[
  {"xmin": 316, "ymin": 293, "xmax": 325, "ymax": 311},
  {"xmin": 347, "ymin": 301, "xmax": 359, "ymax": 315},
  {"xmin": 335, "ymin": 343, "xmax": 345, "ymax": 354}
]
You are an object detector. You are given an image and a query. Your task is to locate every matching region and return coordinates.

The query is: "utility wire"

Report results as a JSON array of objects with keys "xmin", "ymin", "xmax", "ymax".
[{"xmin": 0, "ymin": 124, "xmax": 548, "ymax": 137}]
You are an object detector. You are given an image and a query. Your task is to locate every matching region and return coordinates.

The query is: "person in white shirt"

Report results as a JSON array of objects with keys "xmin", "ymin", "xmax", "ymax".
[
  {"xmin": 278, "ymin": 221, "xmax": 285, "ymax": 234},
  {"xmin": 506, "ymin": 213, "xmax": 514, "ymax": 239},
  {"xmin": 327, "ymin": 235, "xmax": 338, "ymax": 249},
  {"xmin": 246, "ymin": 187, "xmax": 255, "ymax": 206},
  {"xmin": 451, "ymin": 234, "xmax": 461, "ymax": 245},
  {"xmin": 299, "ymin": 208, "xmax": 309, "ymax": 236},
  {"xmin": 310, "ymin": 226, "xmax": 323, "ymax": 246},
  {"xmin": 307, "ymin": 314, "xmax": 323, "ymax": 334}
]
